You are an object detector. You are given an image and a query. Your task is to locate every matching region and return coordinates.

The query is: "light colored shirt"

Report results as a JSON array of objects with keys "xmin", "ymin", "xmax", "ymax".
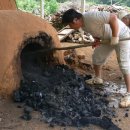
[{"xmin": 82, "ymin": 11, "xmax": 129, "ymax": 40}]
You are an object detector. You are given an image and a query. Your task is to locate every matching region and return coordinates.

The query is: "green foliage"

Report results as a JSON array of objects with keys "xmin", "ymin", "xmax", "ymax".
[
  {"xmin": 44, "ymin": 0, "xmax": 59, "ymax": 15},
  {"xmin": 56, "ymin": 0, "xmax": 68, "ymax": 3},
  {"xmin": 16, "ymin": 0, "xmax": 40, "ymax": 12},
  {"xmin": 86, "ymin": 0, "xmax": 130, "ymax": 7},
  {"xmin": 16, "ymin": 0, "xmax": 59, "ymax": 15},
  {"xmin": 15, "ymin": 0, "xmax": 130, "ymax": 15}
]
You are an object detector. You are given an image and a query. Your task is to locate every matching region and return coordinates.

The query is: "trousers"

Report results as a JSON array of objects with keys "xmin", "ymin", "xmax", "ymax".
[{"xmin": 92, "ymin": 32, "xmax": 130, "ymax": 74}]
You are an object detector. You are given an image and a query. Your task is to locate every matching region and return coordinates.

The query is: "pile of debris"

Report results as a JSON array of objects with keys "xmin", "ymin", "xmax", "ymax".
[
  {"xmin": 48, "ymin": 12, "xmax": 65, "ymax": 31},
  {"xmin": 13, "ymin": 64, "xmax": 120, "ymax": 129},
  {"xmin": 86, "ymin": 4, "xmax": 128, "ymax": 13},
  {"xmin": 63, "ymin": 30, "xmax": 94, "ymax": 43}
]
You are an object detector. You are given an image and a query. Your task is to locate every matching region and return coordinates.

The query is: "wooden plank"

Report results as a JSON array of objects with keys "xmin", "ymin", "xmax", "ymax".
[
  {"xmin": 59, "ymin": 28, "xmax": 74, "ymax": 35},
  {"xmin": 58, "ymin": 26, "xmax": 75, "ymax": 41},
  {"xmin": 58, "ymin": 35, "xmax": 65, "ymax": 41}
]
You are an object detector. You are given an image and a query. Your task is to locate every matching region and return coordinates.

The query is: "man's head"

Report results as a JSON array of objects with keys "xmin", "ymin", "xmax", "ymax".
[
  {"xmin": 121, "ymin": 14, "xmax": 130, "ymax": 28},
  {"xmin": 62, "ymin": 9, "xmax": 83, "ymax": 30},
  {"xmin": 118, "ymin": 10, "xmax": 128, "ymax": 20}
]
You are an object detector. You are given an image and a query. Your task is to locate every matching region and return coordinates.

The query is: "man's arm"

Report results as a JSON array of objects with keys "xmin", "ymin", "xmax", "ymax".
[{"xmin": 109, "ymin": 13, "xmax": 120, "ymax": 45}]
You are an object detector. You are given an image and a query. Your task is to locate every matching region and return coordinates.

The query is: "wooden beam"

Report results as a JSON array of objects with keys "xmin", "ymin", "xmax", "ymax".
[
  {"xmin": 41, "ymin": 0, "xmax": 44, "ymax": 18},
  {"xmin": 80, "ymin": 0, "xmax": 85, "ymax": 13},
  {"xmin": 58, "ymin": 26, "xmax": 75, "ymax": 41}
]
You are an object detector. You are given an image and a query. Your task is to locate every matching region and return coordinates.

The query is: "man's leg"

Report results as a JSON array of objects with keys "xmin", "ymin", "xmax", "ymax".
[
  {"xmin": 124, "ymin": 74, "xmax": 130, "ymax": 93},
  {"xmin": 86, "ymin": 64, "xmax": 103, "ymax": 84},
  {"xmin": 93, "ymin": 64, "xmax": 102, "ymax": 78},
  {"xmin": 120, "ymin": 74, "xmax": 130, "ymax": 107},
  {"xmin": 86, "ymin": 44, "xmax": 114, "ymax": 84},
  {"xmin": 116, "ymin": 39, "xmax": 130, "ymax": 107}
]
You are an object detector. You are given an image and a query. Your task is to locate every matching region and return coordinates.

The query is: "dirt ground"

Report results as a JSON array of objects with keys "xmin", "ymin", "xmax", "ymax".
[{"xmin": 0, "ymin": 42, "xmax": 130, "ymax": 130}]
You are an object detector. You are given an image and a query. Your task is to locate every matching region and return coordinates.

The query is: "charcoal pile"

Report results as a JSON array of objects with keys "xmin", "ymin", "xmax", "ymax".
[{"xmin": 13, "ymin": 64, "xmax": 120, "ymax": 129}]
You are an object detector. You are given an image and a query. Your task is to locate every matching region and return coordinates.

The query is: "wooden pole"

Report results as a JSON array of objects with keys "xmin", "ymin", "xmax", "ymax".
[
  {"xmin": 80, "ymin": 0, "xmax": 85, "ymax": 13},
  {"xmin": 41, "ymin": 0, "xmax": 44, "ymax": 18},
  {"xmin": 24, "ymin": 37, "xmax": 130, "ymax": 55},
  {"xmin": 111, "ymin": 0, "xmax": 113, "ymax": 5}
]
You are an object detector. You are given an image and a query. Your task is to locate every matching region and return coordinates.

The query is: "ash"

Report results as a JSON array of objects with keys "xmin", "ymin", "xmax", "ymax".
[{"xmin": 13, "ymin": 65, "xmax": 120, "ymax": 130}]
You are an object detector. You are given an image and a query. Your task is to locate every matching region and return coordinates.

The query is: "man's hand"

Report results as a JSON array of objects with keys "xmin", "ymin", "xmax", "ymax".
[
  {"xmin": 110, "ymin": 36, "xmax": 119, "ymax": 45},
  {"xmin": 92, "ymin": 38, "xmax": 101, "ymax": 48}
]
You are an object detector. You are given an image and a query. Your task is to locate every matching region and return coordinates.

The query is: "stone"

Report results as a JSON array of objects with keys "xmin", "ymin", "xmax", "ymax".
[{"xmin": 108, "ymin": 98, "xmax": 119, "ymax": 108}]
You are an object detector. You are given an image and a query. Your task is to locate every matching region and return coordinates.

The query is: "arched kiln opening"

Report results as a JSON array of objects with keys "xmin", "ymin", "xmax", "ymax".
[
  {"xmin": 0, "ymin": 10, "xmax": 65, "ymax": 97},
  {"xmin": 20, "ymin": 32, "xmax": 57, "ymax": 81}
]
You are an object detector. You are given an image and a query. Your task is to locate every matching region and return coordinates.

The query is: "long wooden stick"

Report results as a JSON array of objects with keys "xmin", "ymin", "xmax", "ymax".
[
  {"xmin": 50, "ymin": 43, "xmax": 93, "ymax": 51},
  {"xmin": 119, "ymin": 37, "xmax": 130, "ymax": 41},
  {"xmin": 25, "ymin": 37, "xmax": 130, "ymax": 55},
  {"xmin": 54, "ymin": 37, "xmax": 130, "ymax": 50}
]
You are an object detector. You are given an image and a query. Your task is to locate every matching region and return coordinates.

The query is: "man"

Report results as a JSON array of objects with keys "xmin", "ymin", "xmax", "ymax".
[
  {"xmin": 62, "ymin": 8, "xmax": 130, "ymax": 107},
  {"xmin": 121, "ymin": 14, "xmax": 130, "ymax": 28},
  {"xmin": 118, "ymin": 10, "xmax": 130, "ymax": 28}
]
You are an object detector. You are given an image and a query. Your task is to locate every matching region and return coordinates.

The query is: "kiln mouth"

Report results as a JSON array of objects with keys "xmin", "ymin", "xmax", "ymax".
[{"xmin": 20, "ymin": 32, "xmax": 56, "ymax": 77}]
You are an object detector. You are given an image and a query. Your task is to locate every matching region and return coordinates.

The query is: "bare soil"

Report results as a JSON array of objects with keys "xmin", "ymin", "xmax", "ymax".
[{"xmin": 0, "ymin": 42, "xmax": 130, "ymax": 130}]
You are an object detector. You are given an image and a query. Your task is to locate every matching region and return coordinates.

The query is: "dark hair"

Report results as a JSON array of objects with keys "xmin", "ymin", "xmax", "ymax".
[
  {"xmin": 123, "ymin": 14, "xmax": 130, "ymax": 28},
  {"xmin": 62, "ymin": 8, "xmax": 82, "ymax": 24},
  {"xmin": 124, "ymin": 14, "xmax": 130, "ymax": 19}
]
